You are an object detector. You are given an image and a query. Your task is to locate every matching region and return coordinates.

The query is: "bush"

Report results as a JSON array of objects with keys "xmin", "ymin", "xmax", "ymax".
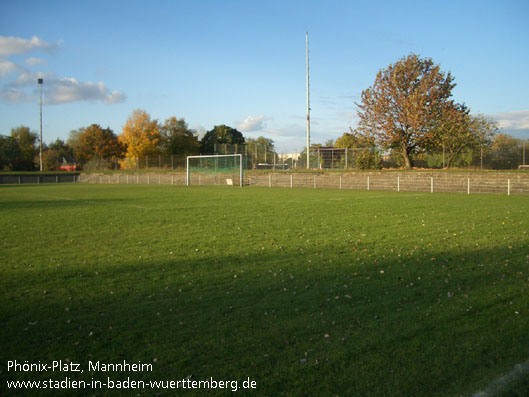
[{"xmin": 354, "ymin": 149, "xmax": 382, "ymax": 170}]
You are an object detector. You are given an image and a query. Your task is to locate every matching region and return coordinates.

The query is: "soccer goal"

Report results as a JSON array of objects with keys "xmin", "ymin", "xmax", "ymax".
[{"xmin": 186, "ymin": 154, "xmax": 244, "ymax": 187}]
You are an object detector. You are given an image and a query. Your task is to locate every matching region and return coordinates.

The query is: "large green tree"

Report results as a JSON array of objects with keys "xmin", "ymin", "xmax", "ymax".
[
  {"xmin": 0, "ymin": 135, "xmax": 22, "ymax": 170},
  {"xmin": 246, "ymin": 136, "xmax": 276, "ymax": 167},
  {"xmin": 67, "ymin": 128, "xmax": 84, "ymax": 156},
  {"xmin": 356, "ymin": 54, "xmax": 455, "ymax": 168},
  {"xmin": 335, "ymin": 129, "xmax": 381, "ymax": 169},
  {"xmin": 428, "ymin": 108, "xmax": 498, "ymax": 168},
  {"xmin": 490, "ymin": 133, "xmax": 521, "ymax": 169},
  {"xmin": 43, "ymin": 138, "xmax": 74, "ymax": 171},
  {"xmin": 200, "ymin": 125, "xmax": 245, "ymax": 154},
  {"xmin": 335, "ymin": 129, "xmax": 376, "ymax": 149},
  {"xmin": 10, "ymin": 126, "xmax": 38, "ymax": 170},
  {"xmin": 430, "ymin": 103, "xmax": 474, "ymax": 168},
  {"xmin": 159, "ymin": 117, "xmax": 199, "ymax": 156}
]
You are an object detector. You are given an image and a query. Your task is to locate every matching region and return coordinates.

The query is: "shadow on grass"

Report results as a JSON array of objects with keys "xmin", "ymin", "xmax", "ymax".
[
  {"xmin": 1, "ymin": 244, "xmax": 528, "ymax": 396},
  {"xmin": 0, "ymin": 198, "xmax": 133, "ymax": 210}
]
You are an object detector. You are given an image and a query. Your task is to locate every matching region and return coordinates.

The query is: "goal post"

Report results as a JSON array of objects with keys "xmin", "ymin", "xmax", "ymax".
[{"xmin": 186, "ymin": 154, "xmax": 244, "ymax": 187}]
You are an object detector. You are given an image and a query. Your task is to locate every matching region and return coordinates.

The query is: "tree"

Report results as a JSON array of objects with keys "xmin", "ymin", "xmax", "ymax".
[
  {"xmin": 469, "ymin": 114, "xmax": 497, "ymax": 147},
  {"xmin": 0, "ymin": 135, "xmax": 22, "ymax": 170},
  {"xmin": 76, "ymin": 124, "xmax": 125, "ymax": 162},
  {"xmin": 67, "ymin": 128, "xmax": 84, "ymax": 156},
  {"xmin": 120, "ymin": 110, "xmax": 161, "ymax": 168},
  {"xmin": 356, "ymin": 54, "xmax": 455, "ymax": 168},
  {"xmin": 246, "ymin": 136, "xmax": 276, "ymax": 167},
  {"xmin": 335, "ymin": 129, "xmax": 382, "ymax": 169},
  {"xmin": 324, "ymin": 139, "xmax": 335, "ymax": 147},
  {"xmin": 200, "ymin": 125, "xmax": 245, "ymax": 154},
  {"xmin": 159, "ymin": 117, "xmax": 199, "ymax": 156},
  {"xmin": 10, "ymin": 126, "xmax": 38, "ymax": 170},
  {"xmin": 427, "ymin": 110, "xmax": 498, "ymax": 168},
  {"xmin": 335, "ymin": 133, "xmax": 356, "ymax": 149},
  {"xmin": 490, "ymin": 133, "xmax": 521, "ymax": 169},
  {"xmin": 43, "ymin": 138, "xmax": 75, "ymax": 171},
  {"xmin": 335, "ymin": 128, "xmax": 376, "ymax": 149},
  {"xmin": 429, "ymin": 103, "xmax": 473, "ymax": 168}
]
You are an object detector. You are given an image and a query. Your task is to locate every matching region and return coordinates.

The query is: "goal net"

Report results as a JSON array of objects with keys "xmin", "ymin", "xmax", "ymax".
[{"xmin": 186, "ymin": 154, "xmax": 244, "ymax": 187}]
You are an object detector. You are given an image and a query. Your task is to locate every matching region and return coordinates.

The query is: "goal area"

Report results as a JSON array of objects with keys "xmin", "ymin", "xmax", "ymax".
[{"xmin": 186, "ymin": 154, "xmax": 244, "ymax": 187}]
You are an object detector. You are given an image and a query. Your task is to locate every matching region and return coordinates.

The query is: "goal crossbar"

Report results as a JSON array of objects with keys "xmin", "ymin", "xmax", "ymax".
[{"xmin": 186, "ymin": 154, "xmax": 243, "ymax": 187}]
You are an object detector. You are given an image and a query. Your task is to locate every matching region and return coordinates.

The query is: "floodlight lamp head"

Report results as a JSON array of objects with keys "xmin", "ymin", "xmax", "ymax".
[{"xmin": 38, "ymin": 78, "xmax": 43, "ymax": 84}]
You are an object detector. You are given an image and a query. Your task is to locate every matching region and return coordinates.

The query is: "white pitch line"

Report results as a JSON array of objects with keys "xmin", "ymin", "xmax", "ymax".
[
  {"xmin": 285, "ymin": 193, "xmax": 427, "ymax": 203},
  {"xmin": 471, "ymin": 358, "xmax": 529, "ymax": 397}
]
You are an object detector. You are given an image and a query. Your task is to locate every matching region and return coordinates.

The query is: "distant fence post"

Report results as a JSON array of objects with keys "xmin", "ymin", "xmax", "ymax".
[
  {"xmin": 508, "ymin": 179, "xmax": 511, "ymax": 196},
  {"xmin": 367, "ymin": 176, "xmax": 370, "ymax": 191},
  {"xmin": 467, "ymin": 178, "xmax": 470, "ymax": 195},
  {"xmin": 431, "ymin": 177, "xmax": 434, "ymax": 193},
  {"xmin": 397, "ymin": 176, "xmax": 400, "ymax": 192}
]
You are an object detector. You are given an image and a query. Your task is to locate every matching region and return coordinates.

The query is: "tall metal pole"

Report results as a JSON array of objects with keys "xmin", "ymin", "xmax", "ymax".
[
  {"xmin": 306, "ymin": 32, "xmax": 310, "ymax": 169},
  {"xmin": 38, "ymin": 78, "xmax": 43, "ymax": 172}
]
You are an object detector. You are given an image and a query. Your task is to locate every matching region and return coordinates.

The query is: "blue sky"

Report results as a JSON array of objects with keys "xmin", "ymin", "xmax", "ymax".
[{"xmin": 1, "ymin": 0, "xmax": 528, "ymax": 153}]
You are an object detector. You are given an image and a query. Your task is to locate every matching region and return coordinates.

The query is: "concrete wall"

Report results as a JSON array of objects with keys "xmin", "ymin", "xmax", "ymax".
[{"xmin": 78, "ymin": 171, "xmax": 529, "ymax": 195}]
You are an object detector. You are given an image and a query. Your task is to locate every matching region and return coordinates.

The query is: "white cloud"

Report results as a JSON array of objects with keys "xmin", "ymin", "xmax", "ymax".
[
  {"xmin": 25, "ymin": 57, "xmax": 47, "ymax": 67},
  {"xmin": 0, "ymin": 35, "xmax": 60, "ymax": 57},
  {"xmin": 46, "ymin": 77, "xmax": 126, "ymax": 104},
  {"xmin": 0, "ymin": 59, "xmax": 21, "ymax": 77},
  {"xmin": 493, "ymin": 110, "xmax": 529, "ymax": 130},
  {"xmin": 1, "ymin": 71, "xmax": 126, "ymax": 105},
  {"xmin": 8, "ymin": 70, "xmax": 49, "ymax": 87},
  {"xmin": 0, "ymin": 35, "xmax": 124, "ymax": 105},
  {"xmin": 0, "ymin": 88, "xmax": 30, "ymax": 103},
  {"xmin": 105, "ymin": 90, "xmax": 126, "ymax": 104},
  {"xmin": 236, "ymin": 114, "xmax": 268, "ymax": 132}
]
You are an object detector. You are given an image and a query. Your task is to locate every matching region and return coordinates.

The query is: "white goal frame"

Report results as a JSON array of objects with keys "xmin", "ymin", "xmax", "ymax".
[{"xmin": 186, "ymin": 154, "xmax": 243, "ymax": 187}]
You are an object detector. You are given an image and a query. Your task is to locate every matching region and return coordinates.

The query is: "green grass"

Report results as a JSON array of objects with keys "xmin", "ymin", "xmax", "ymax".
[{"xmin": 1, "ymin": 184, "xmax": 528, "ymax": 396}]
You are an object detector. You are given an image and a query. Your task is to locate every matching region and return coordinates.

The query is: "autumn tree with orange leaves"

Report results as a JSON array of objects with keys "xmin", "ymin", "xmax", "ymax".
[
  {"xmin": 356, "ymin": 54, "xmax": 455, "ymax": 168},
  {"xmin": 75, "ymin": 124, "xmax": 125, "ymax": 162},
  {"xmin": 119, "ymin": 109, "xmax": 161, "ymax": 169}
]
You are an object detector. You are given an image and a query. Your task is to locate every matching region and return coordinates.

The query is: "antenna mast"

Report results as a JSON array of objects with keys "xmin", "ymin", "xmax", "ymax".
[{"xmin": 306, "ymin": 32, "xmax": 310, "ymax": 169}]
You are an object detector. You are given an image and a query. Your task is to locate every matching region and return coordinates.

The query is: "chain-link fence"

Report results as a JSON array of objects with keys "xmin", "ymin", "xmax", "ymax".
[
  {"xmin": 209, "ymin": 142, "xmax": 529, "ymax": 171},
  {"xmin": 72, "ymin": 141, "xmax": 528, "ymax": 171}
]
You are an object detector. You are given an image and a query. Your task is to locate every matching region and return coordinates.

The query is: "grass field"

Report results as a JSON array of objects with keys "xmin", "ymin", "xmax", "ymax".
[{"xmin": 1, "ymin": 184, "xmax": 528, "ymax": 396}]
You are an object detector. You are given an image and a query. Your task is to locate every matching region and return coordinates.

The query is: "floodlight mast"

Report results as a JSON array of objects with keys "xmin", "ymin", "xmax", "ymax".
[
  {"xmin": 306, "ymin": 32, "xmax": 310, "ymax": 169},
  {"xmin": 38, "ymin": 78, "xmax": 43, "ymax": 172}
]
